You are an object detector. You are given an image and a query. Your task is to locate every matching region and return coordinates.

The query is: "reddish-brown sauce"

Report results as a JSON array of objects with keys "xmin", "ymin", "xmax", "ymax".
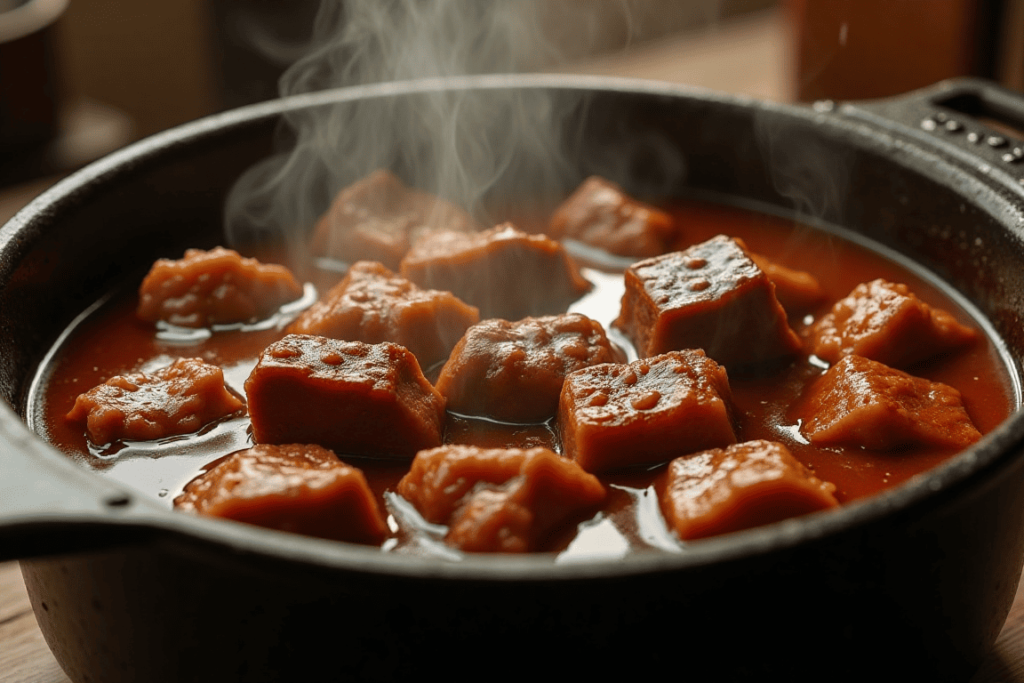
[{"xmin": 31, "ymin": 200, "xmax": 1018, "ymax": 558}]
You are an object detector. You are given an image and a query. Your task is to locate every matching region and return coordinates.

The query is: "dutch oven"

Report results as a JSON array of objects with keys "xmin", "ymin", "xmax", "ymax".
[{"xmin": 2, "ymin": 74, "xmax": 1024, "ymax": 682}]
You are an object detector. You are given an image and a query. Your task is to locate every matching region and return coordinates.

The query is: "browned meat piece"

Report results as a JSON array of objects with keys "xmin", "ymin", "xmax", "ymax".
[
  {"xmin": 435, "ymin": 313, "xmax": 621, "ymax": 423},
  {"xmin": 805, "ymin": 279, "xmax": 977, "ymax": 368},
  {"xmin": 558, "ymin": 350, "xmax": 737, "ymax": 473},
  {"xmin": 137, "ymin": 247, "xmax": 303, "ymax": 328},
  {"xmin": 660, "ymin": 440, "xmax": 839, "ymax": 541},
  {"xmin": 747, "ymin": 250, "xmax": 827, "ymax": 315},
  {"xmin": 174, "ymin": 443, "xmax": 388, "ymax": 545},
  {"xmin": 66, "ymin": 358, "xmax": 243, "ymax": 445},
  {"xmin": 796, "ymin": 354, "xmax": 982, "ymax": 450},
  {"xmin": 614, "ymin": 235, "xmax": 801, "ymax": 373},
  {"xmin": 310, "ymin": 169, "xmax": 478, "ymax": 270},
  {"xmin": 397, "ymin": 444, "xmax": 605, "ymax": 552},
  {"xmin": 244, "ymin": 335, "xmax": 445, "ymax": 458},
  {"xmin": 399, "ymin": 223, "xmax": 591, "ymax": 321},
  {"xmin": 547, "ymin": 176, "xmax": 677, "ymax": 258},
  {"xmin": 287, "ymin": 260, "xmax": 479, "ymax": 370}
]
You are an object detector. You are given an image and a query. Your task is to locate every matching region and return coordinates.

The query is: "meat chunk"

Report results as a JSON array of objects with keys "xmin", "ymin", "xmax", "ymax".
[
  {"xmin": 547, "ymin": 176, "xmax": 677, "ymax": 258},
  {"xmin": 66, "ymin": 358, "xmax": 244, "ymax": 445},
  {"xmin": 558, "ymin": 350, "xmax": 737, "ymax": 473},
  {"xmin": 174, "ymin": 443, "xmax": 388, "ymax": 545},
  {"xmin": 137, "ymin": 247, "xmax": 303, "ymax": 328},
  {"xmin": 435, "ymin": 313, "xmax": 621, "ymax": 423},
  {"xmin": 805, "ymin": 279, "xmax": 978, "ymax": 368},
  {"xmin": 614, "ymin": 235, "xmax": 801, "ymax": 373},
  {"xmin": 796, "ymin": 354, "xmax": 982, "ymax": 451},
  {"xmin": 747, "ymin": 250, "xmax": 827, "ymax": 315},
  {"xmin": 661, "ymin": 440, "xmax": 839, "ymax": 541},
  {"xmin": 286, "ymin": 260, "xmax": 479, "ymax": 370},
  {"xmin": 397, "ymin": 445, "xmax": 605, "ymax": 552},
  {"xmin": 399, "ymin": 223, "xmax": 591, "ymax": 321},
  {"xmin": 311, "ymin": 169, "xmax": 478, "ymax": 270},
  {"xmin": 244, "ymin": 335, "xmax": 445, "ymax": 458}
]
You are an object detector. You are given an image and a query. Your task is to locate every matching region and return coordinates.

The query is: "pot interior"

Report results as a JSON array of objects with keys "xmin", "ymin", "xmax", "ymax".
[{"xmin": 4, "ymin": 77, "xmax": 1024, "ymax": 562}]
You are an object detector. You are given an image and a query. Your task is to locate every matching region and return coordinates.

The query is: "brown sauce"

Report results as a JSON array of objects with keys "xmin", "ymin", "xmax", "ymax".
[{"xmin": 29, "ymin": 200, "xmax": 1020, "ymax": 559}]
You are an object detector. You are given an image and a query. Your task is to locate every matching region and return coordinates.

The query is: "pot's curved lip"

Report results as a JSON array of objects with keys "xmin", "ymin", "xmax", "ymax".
[{"xmin": 7, "ymin": 73, "xmax": 1024, "ymax": 580}]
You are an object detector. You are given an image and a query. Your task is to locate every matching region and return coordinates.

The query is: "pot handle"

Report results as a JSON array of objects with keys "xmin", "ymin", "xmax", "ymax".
[
  {"xmin": 839, "ymin": 77, "xmax": 1024, "ymax": 180},
  {"xmin": 0, "ymin": 406, "xmax": 157, "ymax": 561}
]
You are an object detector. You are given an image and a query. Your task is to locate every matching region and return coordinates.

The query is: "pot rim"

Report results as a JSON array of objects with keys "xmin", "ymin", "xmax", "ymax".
[{"xmin": 6, "ymin": 73, "xmax": 1024, "ymax": 579}]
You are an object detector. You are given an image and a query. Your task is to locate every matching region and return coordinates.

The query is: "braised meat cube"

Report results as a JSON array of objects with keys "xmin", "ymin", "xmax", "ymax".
[
  {"xmin": 614, "ymin": 235, "xmax": 801, "ymax": 373},
  {"xmin": 558, "ymin": 350, "xmax": 737, "ymax": 473},
  {"xmin": 399, "ymin": 223, "xmax": 591, "ymax": 321},
  {"xmin": 137, "ymin": 247, "xmax": 303, "ymax": 328},
  {"xmin": 398, "ymin": 444, "xmax": 526, "ymax": 524},
  {"xmin": 661, "ymin": 440, "xmax": 839, "ymax": 541},
  {"xmin": 66, "ymin": 358, "xmax": 243, "ymax": 445},
  {"xmin": 796, "ymin": 354, "xmax": 982, "ymax": 451},
  {"xmin": 747, "ymin": 250, "xmax": 827, "ymax": 315},
  {"xmin": 397, "ymin": 445, "xmax": 605, "ymax": 552},
  {"xmin": 287, "ymin": 261, "xmax": 479, "ymax": 370},
  {"xmin": 174, "ymin": 443, "xmax": 388, "ymax": 545},
  {"xmin": 435, "ymin": 313, "xmax": 621, "ymax": 423},
  {"xmin": 311, "ymin": 169, "xmax": 477, "ymax": 270},
  {"xmin": 244, "ymin": 335, "xmax": 445, "ymax": 458},
  {"xmin": 805, "ymin": 279, "xmax": 977, "ymax": 368},
  {"xmin": 547, "ymin": 176, "xmax": 677, "ymax": 258}
]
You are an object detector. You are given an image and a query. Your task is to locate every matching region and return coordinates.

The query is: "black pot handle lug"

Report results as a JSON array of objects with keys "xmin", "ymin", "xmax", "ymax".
[
  {"xmin": 0, "ymin": 405, "xmax": 157, "ymax": 561},
  {"xmin": 834, "ymin": 77, "xmax": 1024, "ymax": 185}
]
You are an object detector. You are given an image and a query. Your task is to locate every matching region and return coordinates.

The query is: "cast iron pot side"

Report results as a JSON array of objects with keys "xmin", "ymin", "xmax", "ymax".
[{"xmin": 2, "ymin": 76, "xmax": 1024, "ymax": 682}]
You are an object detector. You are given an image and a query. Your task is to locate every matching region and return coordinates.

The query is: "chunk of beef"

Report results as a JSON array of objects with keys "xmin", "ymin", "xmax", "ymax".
[
  {"xmin": 287, "ymin": 260, "xmax": 479, "ymax": 370},
  {"xmin": 66, "ymin": 357, "xmax": 243, "ymax": 445},
  {"xmin": 547, "ymin": 176, "xmax": 677, "ymax": 258},
  {"xmin": 661, "ymin": 440, "xmax": 839, "ymax": 541},
  {"xmin": 805, "ymin": 279, "xmax": 978, "ymax": 368},
  {"xmin": 310, "ymin": 169, "xmax": 478, "ymax": 270},
  {"xmin": 244, "ymin": 335, "xmax": 445, "ymax": 457},
  {"xmin": 435, "ymin": 313, "xmax": 621, "ymax": 423},
  {"xmin": 614, "ymin": 235, "xmax": 801, "ymax": 373},
  {"xmin": 747, "ymin": 250, "xmax": 827, "ymax": 315},
  {"xmin": 174, "ymin": 443, "xmax": 388, "ymax": 545},
  {"xmin": 137, "ymin": 247, "xmax": 303, "ymax": 328},
  {"xmin": 397, "ymin": 444, "xmax": 605, "ymax": 552},
  {"xmin": 796, "ymin": 354, "xmax": 982, "ymax": 450},
  {"xmin": 558, "ymin": 350, "xmax": 737, "ymax": 473},
  {"xmin": 400, "ymin": 223, "xmax": 591, "ymax": 321}
]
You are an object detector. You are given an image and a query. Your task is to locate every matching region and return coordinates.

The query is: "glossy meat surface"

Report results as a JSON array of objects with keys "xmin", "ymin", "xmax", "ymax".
[
  {"xmin": 797, "ymin": 354, "xmax": 982, "ymax": 450},
  {"xmin": 660, "ymin": 440, "xmax": 839, "ymax": 540},
  {"xmin": 66, "ymin": 357, "xmax": 243, "ymax": 445},
  {"xmin": 244, "ymin": 335, "xmax": 445, "ymax": 457},
  {"xmin": 310, "ymin": 169, "xmax": 478, "ymax": 269},
  {"xmin": 547, "ymin": 176, "xmax": 677, "ymax": 257},
  {"xmin": 436, "ymin": 313, "xmax": 621, "ymax": 423},
  {"xmin": 558, "ymin": 350, "xmax": 737, "ymax": 473},
  {"xmin": 805, "ymin": 279, "xmax": 978, "ymax": 368},
  {"xmin": 397, "ymin": 444, "xmax": 605, "ymax": 552},
  {"xmin": 400, "ymin": 222, "xmax": 591, "ymax": 320},
  {"xmin": 174, "ymin": 443, "xmax": 388, "ymax": 544},
  {"xmin": 136, "ymin": 247, "xmax": 303, "ymax": 327},
  {"xmin": 747, "ymin": 250, "xmax": 827, "ymax": 315},
  {"xmin": 614, "ymin": 235, "xmax": 801, "ymax": 373},
  {"xmin": 287, "ymin": 260, "xmax": 479, "ymax": 370}
]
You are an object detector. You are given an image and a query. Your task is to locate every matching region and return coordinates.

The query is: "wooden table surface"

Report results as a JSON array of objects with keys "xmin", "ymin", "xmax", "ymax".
[{"xmin": 4, "ymin": 8, "xmax": 1024, "ymax": 681}]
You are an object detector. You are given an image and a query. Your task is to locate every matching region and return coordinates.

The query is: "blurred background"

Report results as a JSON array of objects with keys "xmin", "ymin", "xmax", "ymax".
[{"xmin": 0, "ymin": 0, "xmax": 1020, "ymax": 195}]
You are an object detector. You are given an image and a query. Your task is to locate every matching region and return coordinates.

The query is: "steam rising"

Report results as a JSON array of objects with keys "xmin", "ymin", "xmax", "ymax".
[{"xmin": 224, "ymin": 0, "xmax": 643, "ymax": 262}]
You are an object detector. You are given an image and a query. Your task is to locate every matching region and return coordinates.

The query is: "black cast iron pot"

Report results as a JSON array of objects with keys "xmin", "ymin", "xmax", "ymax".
[{"xmin": 3, "ymin": 75, "xmax": 1024, "ymax": 683}]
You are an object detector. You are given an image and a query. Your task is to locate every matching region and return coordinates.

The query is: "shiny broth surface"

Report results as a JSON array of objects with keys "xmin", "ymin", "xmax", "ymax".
[{"xmin": 29, "ymin": 200, "xmax": 1020, "ymax": 559}]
